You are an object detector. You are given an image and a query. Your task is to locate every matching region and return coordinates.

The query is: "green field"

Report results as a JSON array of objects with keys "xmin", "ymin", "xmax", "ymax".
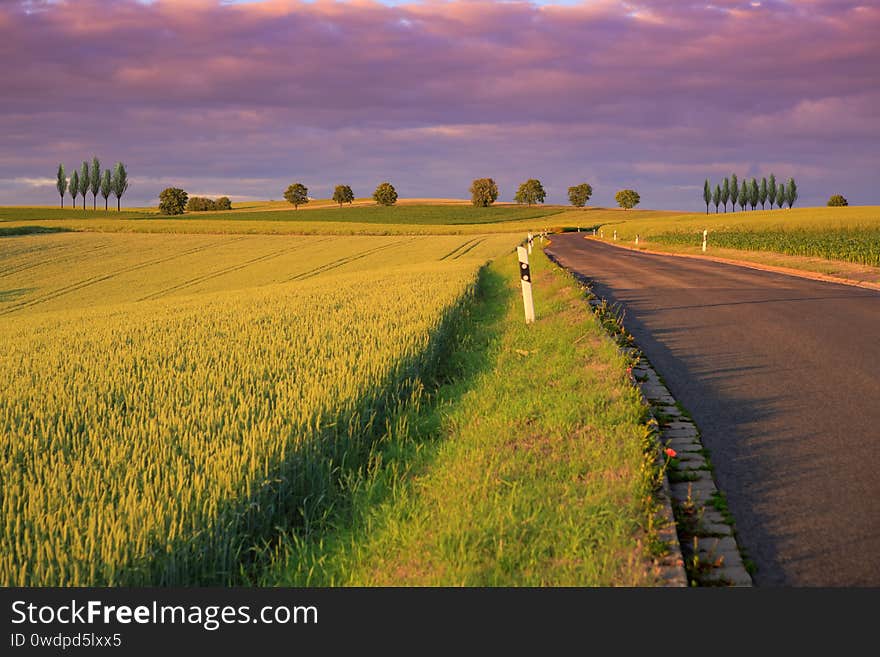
[
  {"xmin": 0, "ymin": 204, "xmax": 565, "ymax": 226},
  {"xmin": 0, "ymin": 224, "xmax": 663, "ymax": 586},
  {"xmin": 182, "ymin": 204, "xmax": 567, "ymax": 225},
  {"xmin": 0, "ymin": 204, "xmax": 572, "ymax": 238}
]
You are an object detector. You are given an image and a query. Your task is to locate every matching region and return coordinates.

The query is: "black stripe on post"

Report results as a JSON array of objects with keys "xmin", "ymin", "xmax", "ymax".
[{"xmin": 520, "ymin": 262, "xmax": 531, "ymax": 282}]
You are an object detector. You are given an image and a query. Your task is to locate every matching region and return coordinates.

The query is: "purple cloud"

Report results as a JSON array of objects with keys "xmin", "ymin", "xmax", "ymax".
[{"xmin": 1, "ymin": 0, "xmax": 877, "ymax": 208}]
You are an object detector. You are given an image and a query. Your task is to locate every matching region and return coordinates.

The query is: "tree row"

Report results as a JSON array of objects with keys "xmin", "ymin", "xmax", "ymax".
[
  {"xmin": 56, "ymin": 159, "xmax": 129, "ymax": 211},
  {"xmin": 702, "ymin": 174, "xmax": 797, "ymax": 214}
]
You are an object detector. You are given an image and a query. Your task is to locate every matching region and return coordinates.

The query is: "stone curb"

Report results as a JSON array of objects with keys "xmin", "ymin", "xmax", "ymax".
[
  {"xmin": 585, "ymin": 236, "xmax": 880, "ymax": 292},
  {"xmin": 547, "ymin": 250, "xmax": 753, "ymax": 588}
]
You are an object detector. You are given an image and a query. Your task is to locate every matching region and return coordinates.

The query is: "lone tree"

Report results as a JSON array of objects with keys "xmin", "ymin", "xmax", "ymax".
[
  {"xmin": 68, "ymin": 169, "xmax": 79, "ymax": 209},
  {"xmin": 89, "ymin": 157, "xmax": 101, "ymax": 210},
  {"xmin": 373, "ymin": 181, "xmax": 398, "ymax": 206},
  {"xmin": 721, "ymin": 178, "xmax": 730, "ymax": 213},
  {"xmin": 79, "ymin": 161, "xmax": 90, "ymax": 210},
  {"xmin": 767, "ymin": 173, "xmax": 777, "ymax": 209},
  {"xmin": 729, "ymin": 173, "xmax": 739, "ymax": 212},
  {"xmin": 827, "ymin": 194, "xmax": 848, "ymax": 207},
  {"xmin": 332, "ymin": 184, "xmax": 355, "ymax": 207},
  {"xmin": 100, "ymin": 169, "xmax": 112, "ymax": 210},
  {"xmin": 514, "ymin": 179, "xmax": 545, "ymax": 206},
  {"xmin": 111, "ymin": 162, "xmax": 128, "ymax": 211},
  {"xmin": 776, "ymin": 183, "xmax": 786, "ymax": 209},
  {"xmin": 56, "ymin": 164, "xmax": 67, "ymax": 208},
  {"xmin": 712, "ymin": 184, "xmax": 721, "ymax": 213},
  {"xmin": 568, "ymin": 182, "xmax": 593, "ymax": 208},
  {"xmin": 739, "ymin": 180, "xmax": 748, "ymax": 211},
  {"xmin": 786, "ymin": 178, "xmax": 798, "ymax": 208},
  {"xmin": 470, "ymin": 178, "xmax": 499, "ymax": 207},
  {"xmin": 703, "ymin": 179, "xmax": 711, "ymax": 214},
  {"xmin": 615, "ymin": 189, "xmax": 640, "ymax": 210},
  {"xmin": 759, "ymin": 177, "xmax": 768, "ymax": 210},
  {"xmin": 284, "ymin": 182, "xmax": 309, "ymax": 209},
  {"xmin": 158, "ymin": 187, "xmax": 188, "ymax": 215}
]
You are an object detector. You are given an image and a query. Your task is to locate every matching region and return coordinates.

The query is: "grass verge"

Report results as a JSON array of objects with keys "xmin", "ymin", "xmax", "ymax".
[{"xmin": 259, "ymin": 249, "xmax": 664, "ymax": 586}]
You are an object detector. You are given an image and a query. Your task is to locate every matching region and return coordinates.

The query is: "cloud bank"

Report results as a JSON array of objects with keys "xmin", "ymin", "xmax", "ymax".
[{"xmin": 1, "ymin": 0, "xmax": 877, "ymax": 207}]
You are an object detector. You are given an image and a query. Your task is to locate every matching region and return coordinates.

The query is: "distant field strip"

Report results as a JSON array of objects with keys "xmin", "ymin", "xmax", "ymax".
[
  {"xmin": 174, "ymin": 204, "xmax": 566, "ymax": 225},
  {"xmin": 0, "ymin": 231, "xmax": 517, "ymax": 585},
  {"xmin": 0, "ymin": 233, "xmax": 512, "ymax": 316},
  {"xmin": 651, "ymin": 228, "xmax": 880, "ymax": 267}
]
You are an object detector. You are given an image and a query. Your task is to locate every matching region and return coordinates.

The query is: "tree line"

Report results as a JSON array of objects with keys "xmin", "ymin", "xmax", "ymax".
[
  {"xmin": 702, "ymin": 174, "xmax": 798, "ymax": 214},
  {"xmin": 56, "ymin": 159, "xmax": 129, "ymax": 211},
  {"xmin": 57, "ymin": 171, "xmax": 643, "ymax": 213},
  {"xmin": 279, "ymin": 179, "xmax": 639, "ymax": 209},
  {"xmin": 280, "ymin": 178, "xmax": 637, "ymax": 209},
  {"xmin": 157, "ymin": 189, "xmax": 232, "ymax": 215}
]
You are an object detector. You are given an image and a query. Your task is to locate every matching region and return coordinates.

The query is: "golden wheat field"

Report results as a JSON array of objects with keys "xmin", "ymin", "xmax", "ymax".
[{"xmin": 0, "ymin": 231, "xmax": 517, "ymax": 585}]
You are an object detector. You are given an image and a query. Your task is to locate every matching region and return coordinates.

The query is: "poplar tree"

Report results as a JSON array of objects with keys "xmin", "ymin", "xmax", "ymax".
[
  {"xmin": 729, "ymin": 174, "xmax": 739, "ymax": 211},
  {"xmin": 56, "ymin": 164, "xmax": 67, "ymax": 208},
  {"xmin": 739, "ymin": 180, "xmax": 748, "ymax": 211},
  {"xmin": 767, "ymin": 173, "xmax": 777, "ymax": 209},
  {"xmin": 90, "ymin": 157, "xmax": 101, "ymax": 209},
  {"xmin": 111, "ymin": 162, "xmax": 129, "ymax": 211},
  {"xmin": 776, "ymin": 183, "xmax": 786, "ymax": 209},
  {"xmin": 703, "ymin": 179, "xmax": 711, "ymax": 214},
  {"xmin": 759, "ymin": 177, "xmax": 768, "ymax": 210},
  {"xmin": 786, "ymin": 178, "xmax": 798, "ymax": 208},
  {"xmin": 749, "ymin": 178, "xmax": 759, "ymax": 210},
  {"xmin": 100, "ymin": 169, "xmax": 112, "ymax": 210},
  {"xmin": 721, "ymin": 178, "xmax": 730, "ymax": 213},
  {"xmin": 712, "ymin": 184, "xmax": 721, "ymax": 213},
  {"xmin": 79, "ymin": 161, "xmax": 90, "ymax": 210},
  {"xmin": 69, "ymin": 170, "xmax": 79, "ymax": 208}
]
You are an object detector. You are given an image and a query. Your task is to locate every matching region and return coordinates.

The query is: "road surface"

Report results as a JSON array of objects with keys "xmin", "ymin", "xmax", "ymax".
[{"xmin": 546, "ymin": 234, "xmax": 880, "ymax": 586}]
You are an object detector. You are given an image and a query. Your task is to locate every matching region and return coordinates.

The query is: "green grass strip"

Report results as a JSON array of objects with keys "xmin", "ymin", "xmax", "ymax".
[{"xmin": 260, "ymin": 249, "xmax": 662, "ymax": 586}]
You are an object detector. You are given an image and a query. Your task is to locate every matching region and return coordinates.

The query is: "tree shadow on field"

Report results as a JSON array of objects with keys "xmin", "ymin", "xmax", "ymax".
[
  {"xmin": 126, "ymin": 263, "xmax": 513, "ymax": 586},
  {"xmin": 0, "ymin": 225, "xmax": 72, "ymax": 237}
]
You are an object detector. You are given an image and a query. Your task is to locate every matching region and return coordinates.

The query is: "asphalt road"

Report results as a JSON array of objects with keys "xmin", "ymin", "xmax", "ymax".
[{"xmin": 546, "ymin": 234, "xmax": 880, "ymax": 586}]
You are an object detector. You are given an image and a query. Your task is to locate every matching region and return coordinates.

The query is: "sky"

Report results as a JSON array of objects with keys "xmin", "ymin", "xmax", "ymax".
[{"xmin": 1, "ymin": 0, "xmax": 878, "ymax": 209}]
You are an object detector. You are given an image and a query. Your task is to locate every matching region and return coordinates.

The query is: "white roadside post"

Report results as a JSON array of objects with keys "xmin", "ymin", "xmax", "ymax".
[
  {"xmin": 527, "ymin": 232, "xmax": 533, "ymax": 254},
  {"xmin": 702, "ymin": 229, "xmax": 708, "ymax": 253},
  {"xmin": 613, "ymin": 230, "xmax": 617, "ymax": 241},
  {"xmin": 635, "ymin": 234, "xmax": 639, "ymax": 246},
  {"xmin": 517, "ymin": 246, "xmax": 535, "ymax": 324}
]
